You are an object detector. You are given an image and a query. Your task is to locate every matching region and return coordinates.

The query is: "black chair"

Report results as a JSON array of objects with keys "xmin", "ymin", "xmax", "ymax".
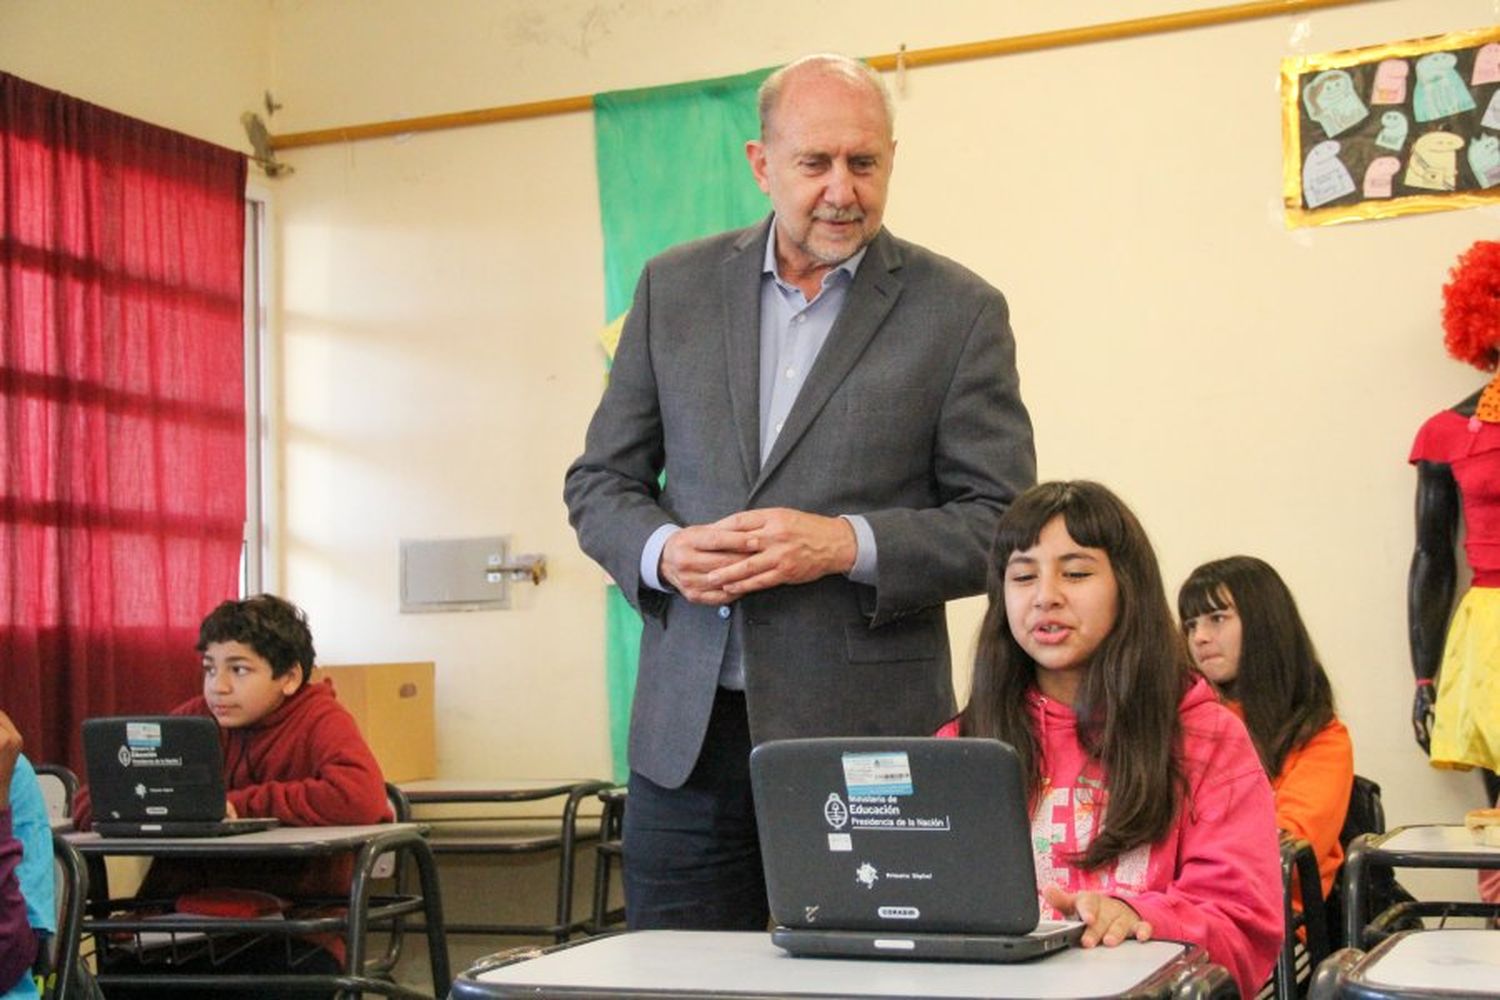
[
  {"xmin": 1325, "ymin": 775, "xmax": 1421, "ymax": 951},
  {"xmin": 45, "ymin": 831, "xmax": 88, "ymax": 1000},
  {"xmin": 588, "ymin": 786, "xmax": 626, "ymax": 934},
  {"xmin": 363, "ymin": 781, "xmax": 415, "ymax": 979},
  {"xmin": 1270, "ymin": 834, "xmax": 1331, "ymax": 1000},
  {"xmin": 33, "ymin": 764, "xmax": 80, "ymax": 826}
]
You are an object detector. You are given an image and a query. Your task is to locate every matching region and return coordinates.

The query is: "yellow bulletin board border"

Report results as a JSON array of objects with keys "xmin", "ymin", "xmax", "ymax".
[{"xmin": 1282, "ymin": 25, "xmax": 1500, "ymax": 228}]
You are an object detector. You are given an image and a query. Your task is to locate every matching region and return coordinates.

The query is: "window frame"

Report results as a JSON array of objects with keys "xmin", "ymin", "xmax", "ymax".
[{"xmin": 242, "ymin": 184, "xmax": 276, "ymax": 596}]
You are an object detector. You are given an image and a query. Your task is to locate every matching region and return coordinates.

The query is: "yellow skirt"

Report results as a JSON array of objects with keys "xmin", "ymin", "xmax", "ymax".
[{"xmin": 1431, "ymin": 587, "xmax": 1500, "ymax": 772}]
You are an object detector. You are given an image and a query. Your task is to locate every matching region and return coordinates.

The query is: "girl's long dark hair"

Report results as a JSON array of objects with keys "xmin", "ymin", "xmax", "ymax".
[
  {"xmin": 1177, "ymin": 556, "xmax": 1335, "ymax": 777},
  {"xmin": 958, "ymin": 481, "xmax": 1190, "ymax": 870}
]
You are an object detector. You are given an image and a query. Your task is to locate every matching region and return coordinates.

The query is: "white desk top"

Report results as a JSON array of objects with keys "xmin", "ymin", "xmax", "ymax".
[
  {"xmin": 1363, "ymin": 929, "xmax": 1500, "ymax": 993},
  {"xmin": 473, "ymin": 930, "xmax": 1194, "ymax": 998},
  {"xmin": 1380, "ymin": 824, "xmax": 1500, "ymax": 856}
]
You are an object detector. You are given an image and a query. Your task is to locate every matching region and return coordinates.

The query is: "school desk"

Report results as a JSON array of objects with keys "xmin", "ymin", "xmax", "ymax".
[
  {"xmin": 446, "ymin": 929, "xmax": 1237, "ymax": 999},
  {"xmin": 1308, "ymin": 928, "xmax": 1500, "ymax": 999},
  {"xmin": 397, "ymin": 777, "xmax": 611, "ymax": 941},
  {"xmin": 65, "ymin": 822, "xmax": 450, "ymax": 999},
  {"xmin": 1341, "ymin": 824, "xmax": 1500, "ymax": 948}
]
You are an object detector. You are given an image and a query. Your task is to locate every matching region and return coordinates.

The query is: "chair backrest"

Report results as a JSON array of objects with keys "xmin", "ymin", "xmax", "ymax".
[
  {"xmin": 1325, "ymin": 773, "xmax": 1418, "ymax": 951},
  {"xmin": 32, "ymin": 765, "xmax": 79, "ymax": 825},
  {"xmin": 1338, "ymin": 774, "xmax": 1386, "ymax": 845},
  {"xmin": 370, "ymin": 782, "xmax": 411, "ymax": 880},
  {"xmin": 45, "ymin": 831, "xmax": 88, "ymax": 1000},
  {"xmin": 362, "ymin": 782, "xmax": 412, "ymax": 977},
  {"xmin": 1271, "ymin": 835, "xmax": 1328, "ymax": 1000}
]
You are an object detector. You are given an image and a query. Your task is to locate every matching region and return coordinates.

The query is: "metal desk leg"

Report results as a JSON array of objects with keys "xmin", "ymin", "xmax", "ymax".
[
  {"xmin": 347, "ymin": 828, "xmax": 450, "ymax": 999},
  {"xmin": 1343, "ymin": 834, "xmax": 1371, "ymax": 951},
  {"xmin": 411, "ymin": 836, "xmax": 452, "ymax": 994},
  {"xmin": 552, "ymin": 781, "xmax": 609, "ymax": 942}
]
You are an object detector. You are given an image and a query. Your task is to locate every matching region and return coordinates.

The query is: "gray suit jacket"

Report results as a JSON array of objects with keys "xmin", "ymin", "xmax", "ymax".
[{"xmin": 564, "ymin": 217, "xmax": 1035, "ymax": 788}]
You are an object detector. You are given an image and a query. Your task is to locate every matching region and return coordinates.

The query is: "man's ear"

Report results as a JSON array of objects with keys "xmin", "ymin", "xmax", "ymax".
[{"xmin": 745, "ymin": 139, "xmax": 771, "ymax": 195}]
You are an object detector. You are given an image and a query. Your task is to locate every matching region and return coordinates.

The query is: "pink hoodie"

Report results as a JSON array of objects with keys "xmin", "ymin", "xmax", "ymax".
[{"xmin": 939, "ymin": 676, "xmax": 1282, "ymax": 996}]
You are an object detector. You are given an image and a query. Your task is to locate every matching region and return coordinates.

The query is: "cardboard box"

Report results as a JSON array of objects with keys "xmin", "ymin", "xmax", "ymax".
[{"xmin": 317, "ymin": 661, "xmax": 436, "ymax": 782}]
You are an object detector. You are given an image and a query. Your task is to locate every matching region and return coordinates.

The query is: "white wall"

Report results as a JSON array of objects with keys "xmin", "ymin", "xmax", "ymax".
[
  {"xmin": 0, "ymin": 0, "xmax": 271, "ymax": 152},
  {"xmin": 6, "ymin": 0, "xmax": 1497, "ymax": 899}
]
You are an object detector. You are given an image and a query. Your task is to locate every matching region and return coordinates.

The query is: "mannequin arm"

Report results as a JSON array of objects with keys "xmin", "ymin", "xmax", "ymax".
[{"xmin": 1407, "ymin": 460, "xmax": 1460, "ymax": 751}]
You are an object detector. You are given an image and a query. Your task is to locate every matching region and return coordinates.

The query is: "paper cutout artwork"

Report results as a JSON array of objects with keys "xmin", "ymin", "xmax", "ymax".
[
  {"xmin": 1364, "ymin": 156, "xmax": 1402, "ymax": 198},
  {"xmin": 1405, "ymin": 131, "xmax": 1465, "ymax": 190},
  {"xmin": 1284, "ymin": 27, "xmax": 1500, "ymax": 226},
  {"xmin": 1483, "ymin": 90, "xmax": 1500, "ymax": 130},
  {"xmin": 1413, "ymin": 53, "xmax": 1477, "ymax": 122},
  {"xmin": 1371, "ymin": 59, "xmax": 1410, "ymax": 104},
  {"xmin": 1375, "ymin": 110, "xmax": 1410, "ymax": 151},
  {"xmin": 1304, "ymin": 69, "xmax": 1369, "ymax": 137},
  {"xmin": 1303, "ymin": 140, "xmax": 1356, "ymax": 207},
  {"xmin": 1468, "ymin": 134, "xmax": 1500, "ymax": 188},
  {"xmin": 1473, "ymin": 43, "xmax": 1500, "ymax": 85}
]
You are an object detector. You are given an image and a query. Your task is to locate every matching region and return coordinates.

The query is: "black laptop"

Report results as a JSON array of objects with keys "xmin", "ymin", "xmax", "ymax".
[
  {"xmin": 82, "ymin": 716, "xmax": 279, "ymax": 837},
  {"xmin": 750, "ymin": 736, "xmax": 1084, "ymax": 962}
]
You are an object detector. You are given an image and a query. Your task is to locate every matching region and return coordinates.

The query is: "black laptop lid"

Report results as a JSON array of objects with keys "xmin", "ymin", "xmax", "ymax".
[
  {"xmin": 83, "ymin": 716, "xmax": 230, "ymax": 824},
  {"xmin": 750, "ymin": 737, "xmax": 1040, "ymax": 935}
]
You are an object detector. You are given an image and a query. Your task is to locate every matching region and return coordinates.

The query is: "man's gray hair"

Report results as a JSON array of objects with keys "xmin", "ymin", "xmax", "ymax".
[{"xmin": 757, "ymin": 53, "xmax": 895, "ymax": 141}]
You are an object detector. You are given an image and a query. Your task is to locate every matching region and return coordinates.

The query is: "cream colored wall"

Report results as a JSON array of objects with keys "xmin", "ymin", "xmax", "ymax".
[
  {"xmin": 0, "ymin": 0, "xmax": 271, "ymax": 152},
  {"xmin": 6, "ymin": 0, "xmax": 1498, "ymax": 899}
]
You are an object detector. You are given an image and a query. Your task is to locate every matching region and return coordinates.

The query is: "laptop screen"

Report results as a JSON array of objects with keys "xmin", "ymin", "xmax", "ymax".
[
  {"xmin": 82, "ymin": 716, "xmax": 230, "ymax": 824},
  {"xmin": 750, "ymin": 737, "xmax": 1041, "ymax": 935}
]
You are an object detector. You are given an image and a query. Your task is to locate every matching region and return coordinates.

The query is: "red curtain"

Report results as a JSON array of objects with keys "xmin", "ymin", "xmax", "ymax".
[{"xmin": 0, "ymin": 73, "xmax": 248, "ymax": 773}]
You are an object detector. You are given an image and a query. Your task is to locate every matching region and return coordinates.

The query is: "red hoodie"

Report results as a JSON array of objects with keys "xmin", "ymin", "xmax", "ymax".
[
  {"xmin": 940, "ymin": 676, "xmax": 1283, "ymax": 997},
  {"xmin": 74, "ymin": 679, "xmax": 390, "ymax": 962}
]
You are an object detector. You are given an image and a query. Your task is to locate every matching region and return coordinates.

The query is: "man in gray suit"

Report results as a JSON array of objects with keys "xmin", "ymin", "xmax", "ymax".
[{"xmin": 564, "ymin": 53, "xmax": 1035, "ymax": 929}]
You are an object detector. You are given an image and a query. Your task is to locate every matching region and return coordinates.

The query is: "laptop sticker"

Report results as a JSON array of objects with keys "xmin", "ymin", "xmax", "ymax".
[
  {"xmin": 120, "ymin": 722, "xmax": 184, "ymax": 768},
  {"xmin": 823, "ymin": 792, "xmax": 853, "ymax": 850},
  {"xmin": 836, "ymin": 751, "xmax": 952, "ymax": 834},
  {"xmin": 841, "ymin": 752, "xmax": 913, "ymax": 796}
]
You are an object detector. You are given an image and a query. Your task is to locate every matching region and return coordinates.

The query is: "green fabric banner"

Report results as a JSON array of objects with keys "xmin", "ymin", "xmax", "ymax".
[{"xmin": 592, "ymin": 68, "xmax": 772, "ymax": 782}]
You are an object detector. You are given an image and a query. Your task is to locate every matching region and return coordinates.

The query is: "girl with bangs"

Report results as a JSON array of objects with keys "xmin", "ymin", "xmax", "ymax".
[
  {"xmin": 1178, "ymin": 556, "xmax": 1353, "ymax": 904},
  {"xmin": 940, "ymin": 481, "xmax": 1282, "ymax": 997}
]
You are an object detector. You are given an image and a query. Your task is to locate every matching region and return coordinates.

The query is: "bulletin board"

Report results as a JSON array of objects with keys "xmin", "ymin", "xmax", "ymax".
[{"xmin": 1282, "ymin": 25, "xmax": 1500, "ymax": 227}]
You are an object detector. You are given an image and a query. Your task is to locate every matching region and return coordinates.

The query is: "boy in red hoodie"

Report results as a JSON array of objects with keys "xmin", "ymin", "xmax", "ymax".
[{"xmin": 75, "ymin": 594, "xmax": 390, "ymax": 999}]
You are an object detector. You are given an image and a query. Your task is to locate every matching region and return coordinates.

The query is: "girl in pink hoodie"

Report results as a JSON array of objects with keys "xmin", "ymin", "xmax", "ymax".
[{"xmin": 939, "ymin": 481, "xmax": 1283, "ymax": 996}]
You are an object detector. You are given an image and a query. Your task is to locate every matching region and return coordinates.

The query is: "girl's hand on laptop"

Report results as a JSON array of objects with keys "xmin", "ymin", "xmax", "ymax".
[
  {"xmin": 1042, "ymin": 885, "xmax": 1152, "ymax": 947},
  {"xmin": 225, "ymin": 800, "xmax": 238, "ymax": 820}
]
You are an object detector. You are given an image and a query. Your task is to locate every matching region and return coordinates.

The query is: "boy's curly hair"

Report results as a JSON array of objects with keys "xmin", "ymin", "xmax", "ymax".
[{"xmin": 196, "ymin": 594, "xmax": 316, "ymax": 685}]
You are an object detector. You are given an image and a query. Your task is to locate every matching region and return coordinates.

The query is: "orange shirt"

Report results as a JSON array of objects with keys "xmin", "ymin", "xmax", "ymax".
[
  {"xmin": 1229, "ymin": 705, "xmax": 1354, "ymax": 900},
  {"xmin": 1271, "ymin": 717, "xmax": 1354, "ymax": 899}
]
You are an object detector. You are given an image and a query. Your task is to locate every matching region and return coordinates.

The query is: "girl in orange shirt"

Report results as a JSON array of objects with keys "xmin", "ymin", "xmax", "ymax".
[{"xmin": 1178, "ymin": 556, "xmax": 1354, "ymax": 901}]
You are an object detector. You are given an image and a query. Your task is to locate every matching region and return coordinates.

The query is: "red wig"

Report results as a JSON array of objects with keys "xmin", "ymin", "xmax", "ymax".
[{"xmin": 1443, "ymin": 240, "xmax": 1500, "ymax": 372}]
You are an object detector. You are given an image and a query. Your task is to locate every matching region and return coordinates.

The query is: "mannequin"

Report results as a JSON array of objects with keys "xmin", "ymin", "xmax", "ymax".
[{"xmin": 1408, "ymin": 239, "xmax": 1500, "ymax": 805}]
